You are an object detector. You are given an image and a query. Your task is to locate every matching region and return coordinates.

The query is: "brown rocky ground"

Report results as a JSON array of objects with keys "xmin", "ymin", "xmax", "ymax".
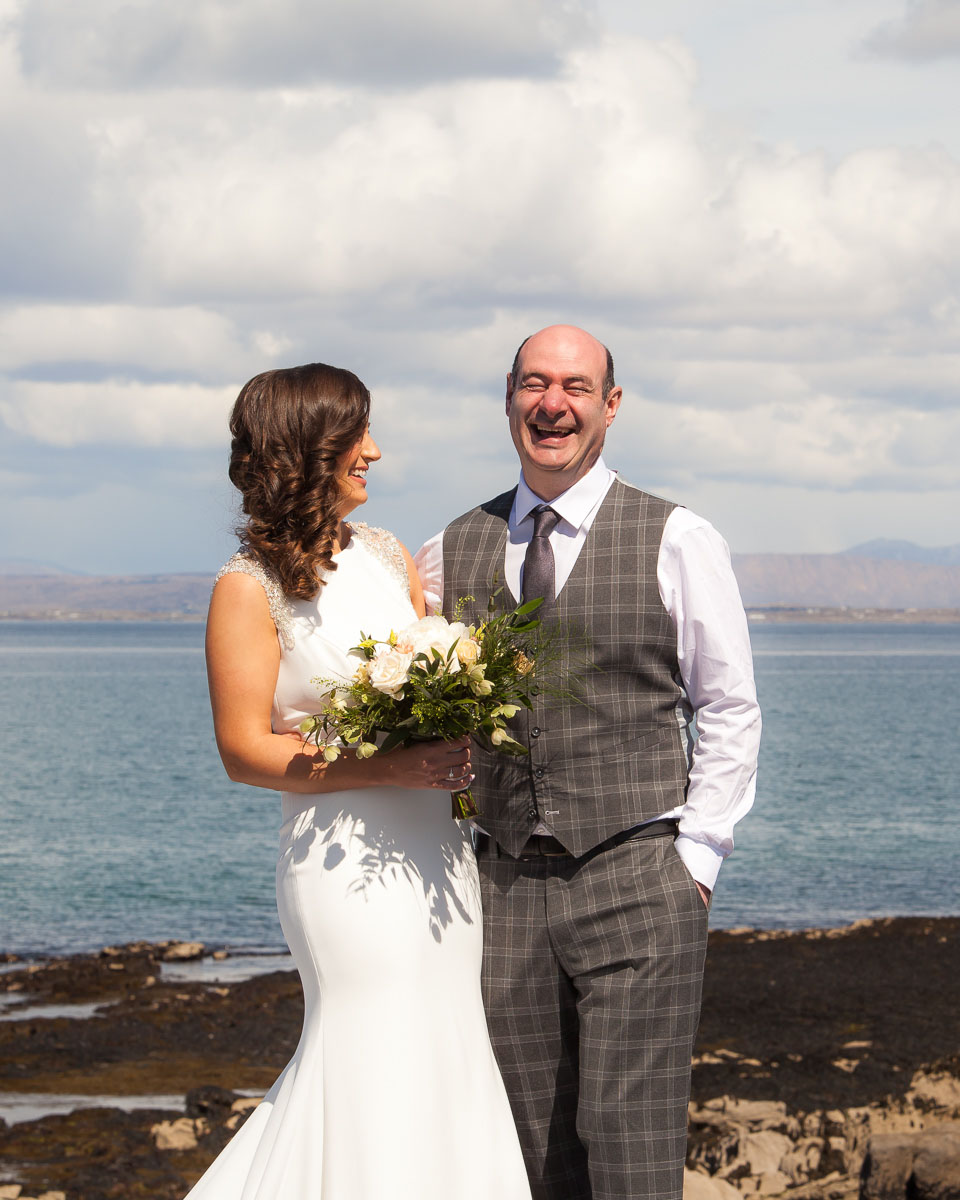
[{"xmin": 0, "ymin": 918, "xmax": 957, "ymax": 1199}]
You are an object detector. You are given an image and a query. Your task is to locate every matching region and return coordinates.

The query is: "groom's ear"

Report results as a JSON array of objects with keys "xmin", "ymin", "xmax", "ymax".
[
  {"xmin": 505, "ymin": 373, "xmax": 515, "ymax": 414},
  {"xmin": 604, "ymin": 386, "xmax": 622, "ymax": 426}
]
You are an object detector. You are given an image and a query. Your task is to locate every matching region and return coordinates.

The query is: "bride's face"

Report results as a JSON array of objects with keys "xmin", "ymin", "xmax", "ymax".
[{"xmin": 336, "ymin": 426, "xmax": 381, "ymax": 517}]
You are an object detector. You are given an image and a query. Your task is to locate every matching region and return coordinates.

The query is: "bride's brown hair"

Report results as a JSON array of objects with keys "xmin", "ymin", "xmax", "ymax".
[{"xmin": 228, "ymin": 362, "xmax": 371, "ymax": 600}]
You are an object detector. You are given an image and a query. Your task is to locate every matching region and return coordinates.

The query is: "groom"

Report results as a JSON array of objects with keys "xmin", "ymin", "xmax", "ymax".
[{"xmin": 416, "ymin": 325, "xmax": 761, "ymax": 1200}]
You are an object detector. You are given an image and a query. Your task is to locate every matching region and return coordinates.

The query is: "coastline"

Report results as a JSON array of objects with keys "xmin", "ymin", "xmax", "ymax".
[
  {"xmin": 3, "ymin": 606, "xmax": 960, "ymax": 624},
  {"xmin": 1, "ymin": 918, "xmax": 958, "ymax": 1199},
  {"xmin": 0, "ymin": 611, "xmax": 206, "ymax": 623},
  {"xmin": 745, "ymin": 606, "xmax": 960, "ymax": 624}
]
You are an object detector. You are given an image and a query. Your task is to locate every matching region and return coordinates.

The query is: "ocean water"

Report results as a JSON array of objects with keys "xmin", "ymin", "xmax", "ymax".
[{"xmin": 0, "ymin": 619, "xmax": 957, "ymax": 954}]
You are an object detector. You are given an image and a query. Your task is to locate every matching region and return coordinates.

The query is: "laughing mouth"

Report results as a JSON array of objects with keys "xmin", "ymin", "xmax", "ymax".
[{"xmin": 530, "ymin": 424, "xmax": 574, "ymax": 440}]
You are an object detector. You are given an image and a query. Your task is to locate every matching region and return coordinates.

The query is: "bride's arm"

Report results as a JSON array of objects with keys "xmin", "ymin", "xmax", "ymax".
[
  {"xmin": 206, "ymin": 572, "xmax": 469, "ymax": 793},
  {"xmin": 397, "ymin": 541, "xmax": 426, "ymax": 617}
]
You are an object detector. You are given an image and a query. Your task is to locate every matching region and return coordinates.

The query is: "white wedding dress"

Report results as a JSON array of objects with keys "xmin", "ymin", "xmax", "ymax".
[{"xmin": 186, "ymin": 524, "xmax": 531, "ymax": 1200}]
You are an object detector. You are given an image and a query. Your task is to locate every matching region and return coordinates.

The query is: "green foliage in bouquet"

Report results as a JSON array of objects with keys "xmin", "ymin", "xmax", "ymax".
[{"xmin": 299, "ymin": 595, "xmax": 544, "ymax": 819}]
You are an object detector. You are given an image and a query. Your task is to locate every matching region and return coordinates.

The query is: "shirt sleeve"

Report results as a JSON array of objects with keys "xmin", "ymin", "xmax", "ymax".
[
  {"xmin": 658, "ymin": 508, "xmax": 761, "ymax": 892},
  {"xmin": 413, "ymin": 531, "xmax": 445, "ymax": 615}
]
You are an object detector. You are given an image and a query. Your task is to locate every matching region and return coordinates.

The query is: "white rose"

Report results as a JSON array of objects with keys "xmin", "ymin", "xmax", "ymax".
[
  {"xmin": 399, "ymin": 615, "xmax": 468, "ymax": 672},
  {"xmin": 368, "ymin": 646, "xmax": 413, "ymax": 695},
  {"xmin": 456, "ymin": 637, "xmax": 481, "ymax": 666}
]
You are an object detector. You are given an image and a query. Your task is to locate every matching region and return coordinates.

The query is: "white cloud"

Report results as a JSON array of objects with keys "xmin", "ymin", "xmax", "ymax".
[
  {"xmin": 0, "ymin": 305, "xmax": 290, "ymax": 377},
  {"xmin": 0, "ymin": 380, "xmax": 236, "ymax": 447},
  {"xmin": 3, "ymin": 30, "xmax": 958, "ymax": 475},
  {"xmin": 2, "ymin": 8, "xmax": 960, "ymax": 569},
  {"xmin": 13, "ymin": 0, "xmax": 595, "ymax": 89},
  {"xmin": 0, "ymin": 475, "xmax": 237, "ymax": 573},
  {"xmin": 659, "ymin": 478, "xmax": 960, "ymax": 556},
  {"xmin": 366, "ymin": 382, "xmax": 513, "ymax": 488},
  {"xmin": 608, "ymin": 334, "xmax": 960, "ymax": 416},
  {"xmin": 611, "ymin": 390, "xmax": 960, "ymax": 492},
  {"xmin": 73, "ymin": 51, "xmax": 960, "ymax": 322},
  {"xmin": 4, "ymin": 26, "xmax": 960, "ymax": 330},
  {"xmin": 864, "ymin": 0, "xmax": 960, "ymax": 60}
]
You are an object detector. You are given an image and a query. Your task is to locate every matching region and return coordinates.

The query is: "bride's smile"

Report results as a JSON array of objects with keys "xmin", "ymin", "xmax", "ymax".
[{"xmin": 338, "ymin": 427, "xmax": 381, "ymax": 516}]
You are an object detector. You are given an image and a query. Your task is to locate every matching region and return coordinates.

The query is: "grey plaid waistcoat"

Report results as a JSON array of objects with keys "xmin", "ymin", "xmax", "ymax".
[{"xmin": 442, "ymin": 478, "xmax": 689, "ymax": 858}]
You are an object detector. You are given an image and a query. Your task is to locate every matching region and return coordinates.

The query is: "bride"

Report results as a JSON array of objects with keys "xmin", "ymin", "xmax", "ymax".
[{"xmin": 188, "ymin": 363, "xmax": 531, "ymax": 1198}]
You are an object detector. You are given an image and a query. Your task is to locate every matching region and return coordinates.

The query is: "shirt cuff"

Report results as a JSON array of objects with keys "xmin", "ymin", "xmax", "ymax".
[{"xmin": 674, "ymin": 834, "xmax": 723, "ymax": 893}]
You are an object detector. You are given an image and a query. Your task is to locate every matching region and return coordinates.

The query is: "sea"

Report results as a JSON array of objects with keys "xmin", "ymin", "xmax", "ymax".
[{"xmin": 1, "ymin": 619, "xmax": 958, "ymax": 957}]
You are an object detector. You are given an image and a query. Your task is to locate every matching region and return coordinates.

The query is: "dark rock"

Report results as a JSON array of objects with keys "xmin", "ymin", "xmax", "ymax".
[
  {"xmin": 185, "ymin": 1085, "xmax": 238, "ymax": 1122},
  {"xmin": 860, "ymin": 1124, "xmax": 960, "ymax": 1200},
  {"xmin": 0, "ymin": 1105, "xmax": 190, "ymax": 1200},
  {"xmin": 2, "ymin": 921, "xmax": 959, "ymax": 1199},
  {"xmin": 161, "ymin": 942, "xmax": 206, "ymax": 963},
  {"xmin": 913, "ymin": 1126, "xmax": 960, "ymax": 1200},
  {"xmin": 695, "ymin": 918, "xmax": 960, "ymax": 1113},
  {"xmin": 860, "ymin": 1134, "xmax": 917, "ymax": 1198}
]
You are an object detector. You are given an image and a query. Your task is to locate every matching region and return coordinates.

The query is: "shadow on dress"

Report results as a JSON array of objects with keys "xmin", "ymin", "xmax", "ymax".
[{"xmin": 286, "ymin": 800, "xmax": 477, "ymax": 944}]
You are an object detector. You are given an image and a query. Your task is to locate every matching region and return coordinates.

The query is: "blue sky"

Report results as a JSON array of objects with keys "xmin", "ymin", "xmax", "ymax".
[{"xmin": 1, "ymin": 0, "xmax": 959, "ymax": 573}]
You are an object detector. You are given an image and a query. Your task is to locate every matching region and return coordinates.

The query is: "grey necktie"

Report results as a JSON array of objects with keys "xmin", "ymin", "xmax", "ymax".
[{"xmin": 522, "ymin": 505, "xmax": 561, "ymax": 606}]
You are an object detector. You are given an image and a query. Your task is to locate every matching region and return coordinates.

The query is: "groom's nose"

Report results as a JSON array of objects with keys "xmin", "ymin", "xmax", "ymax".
[{"xmin": 538, "ymin": 385, "xmax": 568, "ymax": 416}]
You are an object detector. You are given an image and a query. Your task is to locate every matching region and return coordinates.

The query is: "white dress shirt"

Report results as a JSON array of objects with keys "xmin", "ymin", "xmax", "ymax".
[{"xmin": 414, "ymin": 458, "xmax": 761, "ymax": 891}]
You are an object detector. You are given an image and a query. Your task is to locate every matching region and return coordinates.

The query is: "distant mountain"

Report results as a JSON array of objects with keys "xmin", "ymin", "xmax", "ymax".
[
  {"xmin": 0, "ymin": 572, "xmax": 214, "ymax": 616},
  {"xmin": 1, "ymin": 539, "xmax": 959, "ymax": 616},
  {"xmin": 840, "ymin": 539, "xmax": 960, "ymax": 566},
  {"xmin": 733, "ymin": 550, "xmax": 960, "ymax": 609},
  {"xmin": 0, "ymin": 558, "xmax": 84, "ymax": 577}
]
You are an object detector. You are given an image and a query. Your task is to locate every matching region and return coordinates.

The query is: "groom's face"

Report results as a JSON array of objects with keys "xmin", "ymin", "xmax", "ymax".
[{"xmin": 505, "ymin": 326, "xmax": 621, "ymax": 501}]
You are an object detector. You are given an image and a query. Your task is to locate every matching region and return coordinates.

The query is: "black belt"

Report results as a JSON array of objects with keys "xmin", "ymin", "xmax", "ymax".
[{"xmin": 478, "ymin": 819, "xmax": 679, "ymax": 864}]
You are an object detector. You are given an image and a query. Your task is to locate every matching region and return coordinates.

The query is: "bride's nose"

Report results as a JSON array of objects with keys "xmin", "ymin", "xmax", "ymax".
[{"xmin": 361, "ymin": 432, "xmax": 381, "ymax": 462}]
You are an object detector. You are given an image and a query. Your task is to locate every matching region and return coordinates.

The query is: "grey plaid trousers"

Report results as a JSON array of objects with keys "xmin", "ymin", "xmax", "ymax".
[{"xmin": 478, "ymin": 832, "xmax": 708, "ymax": 1200}]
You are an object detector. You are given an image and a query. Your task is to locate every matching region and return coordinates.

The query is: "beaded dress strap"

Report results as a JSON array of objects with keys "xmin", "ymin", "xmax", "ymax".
[
  {"xmin": 214, "ymin": 552, "xmax": 295, "ymax": 650},
  {"xmin": 350, "ymin": 523, "xmax": 410, "ymax": 594}
]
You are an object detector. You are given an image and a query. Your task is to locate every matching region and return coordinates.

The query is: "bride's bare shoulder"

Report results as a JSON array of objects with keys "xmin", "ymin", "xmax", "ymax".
[{"xmin": 211, "ymin": 551, "xmax": 294, "ymax": 649}]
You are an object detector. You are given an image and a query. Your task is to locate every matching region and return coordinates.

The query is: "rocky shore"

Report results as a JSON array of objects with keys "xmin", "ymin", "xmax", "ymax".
[{"xmin": 1, "ymin": 918, "xmax": 958, "ymax": 1199}]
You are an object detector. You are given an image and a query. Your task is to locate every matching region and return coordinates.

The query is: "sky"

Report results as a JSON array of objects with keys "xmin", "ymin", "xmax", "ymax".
[{"xmin": 1, "ymin": 0, "xmax": 959, "ymax": 574}]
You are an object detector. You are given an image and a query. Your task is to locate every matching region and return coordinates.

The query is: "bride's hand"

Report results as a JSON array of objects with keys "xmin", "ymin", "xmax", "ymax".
[{"xmin": 381, "ymin": 736, "xmax": 474, "ymax": 792}]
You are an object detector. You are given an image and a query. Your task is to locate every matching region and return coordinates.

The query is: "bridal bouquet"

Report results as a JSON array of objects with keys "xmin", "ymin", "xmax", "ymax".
[{"xmin": 299, "ymin": 597, "xmax": 543, "ymax": 819}]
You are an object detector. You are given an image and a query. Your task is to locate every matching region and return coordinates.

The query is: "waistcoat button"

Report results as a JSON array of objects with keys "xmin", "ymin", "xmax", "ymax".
[
  {"xmin": 534, "ymin": 767, "xmax": 544, "ymax": 779},
  {"xmin": 527, "ymin": 807, "xmax": 538, "ymax": 821},
  {"xmin": 531, "ymin": 727, "xmax": 541, "ymax": 737}
]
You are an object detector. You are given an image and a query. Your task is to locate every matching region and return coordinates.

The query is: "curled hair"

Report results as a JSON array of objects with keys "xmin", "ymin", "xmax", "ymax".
[
  {"xmin": 510, "ymin": 335, "xmax": 616, "ymax": 399},
  {"xmin": 228, "ymin": 363, "xmax": 371, "ymax": 599}
]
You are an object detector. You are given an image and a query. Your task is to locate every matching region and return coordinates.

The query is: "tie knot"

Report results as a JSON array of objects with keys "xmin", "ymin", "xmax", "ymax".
[{"xmin": 532, "ymin": 505, "xmax": 560, "ymax": 539}]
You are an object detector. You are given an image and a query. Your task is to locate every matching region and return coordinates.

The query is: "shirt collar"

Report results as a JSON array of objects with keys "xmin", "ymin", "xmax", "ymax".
[{"xmin": 515, "ymin": 457, "xmax": 615, "ymax": 533}]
